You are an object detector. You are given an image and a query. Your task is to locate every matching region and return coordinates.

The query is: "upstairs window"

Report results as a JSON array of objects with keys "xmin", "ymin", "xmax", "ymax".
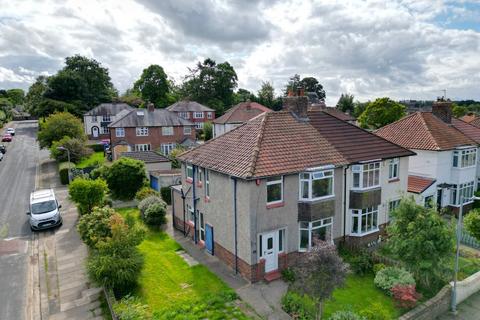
[
  {"xmin": 388, "ymin": 158, "xmax": 399, "ymax": 180},
  {"xmin": 102, "ymin": 115, "xmax": 111, "ymax": 122},
  {"xmin": 186, "ymin": 164, "xmax": 193, "ymax": 181},
  {"xmin": 179, "ymin": 112, "xmax": 189, "ymax": 119},
  {"xmin": 299, "ymin": 170, "xmax": 334, "ymax": 201},
  {"xmin": 162, "ymin": 126, "xmax": 174, "ymax": 136},
  {"xmin": 184, "ymin": 126, "xmax": 192, "ymax": 135},
  {"xmin": 92, "ymin": 116, "xmax": 97, "ymax": 122},
  {"xmin": 266, "ymin": 176, "xmax": 283, "ymax": 205},
  {"xmin": 205, "ymin": 169, "xmax": 210, "ymax": 198},
  {"xmin": 193, "ymin": 112, "xmax": 204, "ymax": 119},
  {"xmin": 352, "ymin": 162, "xmax": 380, "ymax": 189},
  {"xmin": 207, "ymin": 112, "xmax": 213, "ymax": 119},
  {"xmin": 136, "ymin": 127, "xmax": 148, "ymax": 136},
  {"xmin": 115, "ymin": 128, "xmax": 125, "ymax": 137},
  {"xmin": 453, "ymin": 149, "xmax": 477, "ymax": 168}
]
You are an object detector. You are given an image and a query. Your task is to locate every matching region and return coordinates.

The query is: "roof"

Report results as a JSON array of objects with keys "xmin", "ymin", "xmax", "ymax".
[
  {"xmin": 451, "ymin": 118, "xmax": 480, "ymax": 144},
  {"xmin": 180, "ymin": 138, "xmax": 200, "ymax": 148},
  {"xmin": 461, "ymin": 114, "xmax": 477, "ymax": 123},
  {"xmin": 120, "ymin": 151, "xmax": 170, "ymax": 163},
  {"xmin": 109, "ymin": 109, "xmax": 194, "ymax": 128},
  {"xmin": 150, "ymin": 169, "xmax": 181, "ymax": 176},
  {"xmin": 213, "ymin": 102, "xmax": 272, "ymax": 124},
  {"xmin": 309, "ymin": 105, "xmax": 356, "ymax": 122},
  {"xmin": 307, "ymin": 111, "xmax": 415, "ymax": 163},
  {"xmin": 179, "ymin": 111, "xmax": 348, "ymax": 179},
  {"xmin": 166, "ymin": 100, "xmax": 214, "ymax": 112},
  {"xmin": 375, "ymin": 112, "xmax": 477, "ymax": 151},
  {"xmin": 85, "ymin": 103, "xmax": 133, "ymax": 116},
  {"xmin": 31, "ymin": 189, "xmax": 55, "ymax": 203},
  {"xmin": 408, "ymin": 175, "xmax": 436, "ymax": 194}
]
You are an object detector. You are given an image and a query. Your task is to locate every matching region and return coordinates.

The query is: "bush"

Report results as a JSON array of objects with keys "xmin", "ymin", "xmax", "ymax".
[
  {"xmin": 104, "ymin": 158, "xmax": 146, "ymax": 200},
  {"xmin": 90, "ymin": 164, "xmax": 109, "ymax": 180},
  {"xmin": 143, "ymin": 201, "xmax": 167, "ymax": 226},
  {"xmin": 329, "ymin": 311, "xmax": 366, "ymax": 320},
  {"xmin": 50, "ymin": 136, "xmax": 93, "ymax": 163},
  {"xmin": 114, "ymin": 295, "xmax": 151, "ymax": 320},
  {"xmin": 350, "ymin": 250, "xmax": 373, "ymax": 276},
  {"xmin": 374, "ymin": 266, "xmax": 415, "ymax": 294},
  {"xmin": 135, "ymin": 187, "xmax": 159, "ymax": 202},
  {"xmin": 87, "ymin": 143, "xmax": 105, "ymax": 153},
  {"xmin": 160, "ymin": 186, "xmax": 171, "ymax": 205},
  {"xmin": 37, "ymin": 111, "xmax": 86, "ymax": 148},
  {"xmin": 68, "ymin": 178, "xmax": 108, "ymax": 214},
  {"xmin": 358, "ymin": 302, "xmax": 391, "ymax": 320},
  {"xmin": 138, "ymin": 196, "xmax": 163, "ymax": 217},
  {"xmin": 281, "ymin": 291, "xmax": 316, "ymax": 320},
  {"xmin": 281, "ymin": 267, "xmax": 295, "ymax": 283},
  {"xmin": 391, "ymin": 284, "xmax": 421, "ymax": 309},
  {"xmin": 59, "ymin": 162, "xmax": 75, "ymax": 185},
  {"xmin": 464, "ymin": 209, "xmax": 480, "ymax": 241},
  {"xmin": 373, "ymin": 263, "xmax": 386, "ymax": 275},
  {"xmin": 77, "ymin": 206, "xmax": 115, "ymax": 248}
]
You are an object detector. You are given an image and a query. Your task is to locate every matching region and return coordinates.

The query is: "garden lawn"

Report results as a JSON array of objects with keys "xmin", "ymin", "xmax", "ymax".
[
  {"xmin": 458, "ymin": 256, "xmax": 480, "ymax": 280},
  {"xmin": 76, "ymin": 151, "xmax": 104, "ymax": 168},
  {"xmin": 322, "ymin": 273, "xmax": 402, "ymax": 319},
  {"xmin": 116, "ymin": 208, "xmax": 248, "ymax": 319}
]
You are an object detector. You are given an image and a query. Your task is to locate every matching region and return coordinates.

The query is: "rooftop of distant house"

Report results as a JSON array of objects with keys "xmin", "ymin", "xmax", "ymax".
[
  {"xmin": 109, "ymin": 106, "xmax": 194, "ymax": 128},
  {"xmin": 120, "ymin": 151, "xmax": 170, "ymax": 163},
  {"xmin": 309, "ymin": 105, "xmax": 356, "ymax": 122},
  {"xmin": 213, "ymin": 101, "xmax": 272, "ymax": 124},
  {"xmin": 84, "ymin": 102, "xmax": 134, "ymax": 116},
  {"xmin": 166, "ymin": 100, "xmax": 214, "ymax": 112}
]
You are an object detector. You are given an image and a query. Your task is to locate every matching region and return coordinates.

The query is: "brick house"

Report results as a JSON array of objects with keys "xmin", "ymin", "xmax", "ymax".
[
  {"xmin": 84, "ymin": 103, "xmax": 133, "ymax": 140},
  {"xmin": 172, "ymin": 95, "xmax": 413, "ymax": 282},
  {"xmin": 108, "ymin": 104, "xmax": 196, "ymax": 159},
  {"xmin": 166, "ymin": 100, "xmax": 215, "ymax": 130}
]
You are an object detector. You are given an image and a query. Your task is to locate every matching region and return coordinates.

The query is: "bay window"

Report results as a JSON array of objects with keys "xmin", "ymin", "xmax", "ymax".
[
  {"xmin": 298, "ymin": 218, "xmax": 333, "ymax": 252},
  {"xmin": 351, "ymin": 206, "xmax": 378, "ymax": 235},
  {"xmin": 352, "ymin": 162, "xmax": 380, "ymax": 189},
  {"xmin": 453, "ymin": 149, "xmax": 477, "ymax": 168},
  {"xmin": 299, "ymin": 170, "xmax": 334, "ymax": 201},
  {"xmin": 266, "ymin": 176, "xmax": 283, "ymax": 205},
  {"xmin": 451, "ymin": 181, "xmax": 475, "ymax": 205},
  {"xmin": 388, "ymin": 158, "xmax": 399, "ymax": 180}
]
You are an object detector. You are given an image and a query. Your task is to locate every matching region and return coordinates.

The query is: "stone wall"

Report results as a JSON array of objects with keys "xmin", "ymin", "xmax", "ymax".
[
  {"xmin": 453, "ymin": 270, "xmax": 480, "ymax": 305},
  {"xmin": 399, "ymin": 285, "xmax": 451, "ymax": 320}
]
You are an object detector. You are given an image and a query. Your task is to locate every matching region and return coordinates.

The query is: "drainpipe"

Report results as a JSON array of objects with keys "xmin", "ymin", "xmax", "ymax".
[
  {"xmin": 343, "ymin": 165, "xmax": 349, "ymax": 243},
  {"xmin": 192, "ymin": 165, "xmax": 198, "ymax": 244},
  {"xmin": 232, "ymin": 177, "xmax": 238, "ymax": 274},
  {"xmin": 181, "ymin": 188, "xmax": 186, "ymax": 236}
]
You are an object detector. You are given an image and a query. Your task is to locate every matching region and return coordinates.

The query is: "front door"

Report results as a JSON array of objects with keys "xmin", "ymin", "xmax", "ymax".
[
  {"xmin": 262, "ymin": 232, "xmax": 278, "ymax": 272},
  {"xmin": 92, "ymin": 126, "xmax": 99, "ymax": 138},
  {"xmin": 437, "ymin": 189, "xmax": 443, "ymax": 209}
]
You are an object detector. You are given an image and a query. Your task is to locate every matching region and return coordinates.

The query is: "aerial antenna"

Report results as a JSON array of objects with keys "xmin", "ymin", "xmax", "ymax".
[{"xmin": 442, "ymin": 89, "xmax": 447, "ymax": 100}]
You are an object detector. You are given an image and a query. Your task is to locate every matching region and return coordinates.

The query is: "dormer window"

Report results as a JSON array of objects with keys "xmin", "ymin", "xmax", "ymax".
[
  {"xmin": 299, "ymin": 170, "xmax": 334, "ymax": 201},
  {"xmin": 453, "ymin": 149, "xmax": 476, "ymax": 168}
]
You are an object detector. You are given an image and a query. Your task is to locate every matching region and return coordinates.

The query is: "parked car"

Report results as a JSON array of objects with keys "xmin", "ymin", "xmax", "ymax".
[
  {"xmin": 2, "ymin": 134, "xmax": 12, "ymax": 142},
  {"xmin": 6, "ymin": 128, "xmax": 15, "ymax": 136},
  {"xmin": 27, "ymin": 189, "xmax": 63, "ymax": 231},
  {"xmin": 0, "ymin": 144, "xmax": 6, "ymax": 154}
]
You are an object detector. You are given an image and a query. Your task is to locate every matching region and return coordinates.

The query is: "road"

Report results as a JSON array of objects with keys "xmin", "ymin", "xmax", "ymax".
[{"xmin": 0, "ymin": 121, "xmax": 45, "ymax": 320}]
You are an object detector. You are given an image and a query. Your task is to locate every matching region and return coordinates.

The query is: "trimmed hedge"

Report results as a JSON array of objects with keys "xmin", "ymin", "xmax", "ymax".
[
  {"xmin": 160, "ymin": 186, "xmax": 172, "ymax": 205},
  {"xmin": 87, "ymin": 144, "xmax": 105, "ymax": 152},
  {"xmin": 59, "ymin": 162, "xmax": 75, "ymax": 185}
]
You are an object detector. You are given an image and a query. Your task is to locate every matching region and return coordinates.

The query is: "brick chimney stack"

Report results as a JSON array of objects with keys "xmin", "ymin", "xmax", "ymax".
[
  {"xmin": 282, "ymin": 89, "xmax": 309, "ymax": 119},
  {"xmin": 432, "ymin": 99, "xmax": 452, "ymax": 123},
  {"xmin": 147, "ymin": 102, "xmax": 155, "ymax": 112}
]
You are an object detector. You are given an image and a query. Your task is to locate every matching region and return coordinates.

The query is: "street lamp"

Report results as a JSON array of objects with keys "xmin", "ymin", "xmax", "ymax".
[
  {"xmin": 451, "ymin": 194, "xmax": 480, "ymax": 313},
  {"xmin": 57, "ymin": 146, "xmax": 71, "ymax": 183}
]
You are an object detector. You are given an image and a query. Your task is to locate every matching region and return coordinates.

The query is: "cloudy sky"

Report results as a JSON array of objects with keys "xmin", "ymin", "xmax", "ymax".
[{"xmin": 1, "ymin": 0, "xmax": 479, "ymax": 105}]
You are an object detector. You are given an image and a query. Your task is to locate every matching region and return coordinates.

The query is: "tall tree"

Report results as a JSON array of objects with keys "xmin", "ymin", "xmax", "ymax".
[
  {"xmin": 336, "ymin": 93, "xmax": 355, "ymax": 113},
  {"xmin": 25, "ymin": 76, "xmax": 48, "ymax": 114},
  {"xmin": 284, "ymin": 74, "xmax": 326, "ymax": 101},
  {"xmin": 6, "ymin": 89, "xmax": 25, "ymax": 106},
  {"xmin": 233, "ymin": 88, "xmax": 256, "ymax": 104},
  {"xmin": 133, "ymin": 65, "xmax": 170, "ymax": 108},
  {"xmin": 257, "ymin": 81, "xmax": 275, "ymax": 108},
  {"xmin": 358, "ymin": 97, "xmax": 406, "ymax": 129}
]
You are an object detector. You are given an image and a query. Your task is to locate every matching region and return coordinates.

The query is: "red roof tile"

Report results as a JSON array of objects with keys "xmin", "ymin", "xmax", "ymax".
[
  {"xmin": 408, "ymin": 175, "xmax": 436, "ymax": 194},
  {"xmin": 309, "ymin": 105, "xmax": 356, "ymax": 122},
  {"xmin": 213, "ymin": 102, "xmax": 272, "ymax": 124},
  {"xmin": 452, "ymin": 118, "xmax": 480, "ymax": 144},
  {"xmin": 461, "ymin": 114, "xmax": 477, "ymax": 123}
]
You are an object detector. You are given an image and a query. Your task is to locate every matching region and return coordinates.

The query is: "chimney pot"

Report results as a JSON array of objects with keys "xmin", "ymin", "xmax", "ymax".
[
  {"xmin": 147, "ymin": 103, "xmax": 155, "ymax": 112},
  {"xmin": 432, "ymin": 100, "xmax": 452, "ymax": 123}
]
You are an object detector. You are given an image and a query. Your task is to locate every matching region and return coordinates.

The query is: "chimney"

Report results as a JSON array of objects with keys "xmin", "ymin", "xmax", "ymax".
[
  {"xmin": 283, "ymin": 95, "xmax": 309, "ymax": 119},
  {"xmin": 432, "ymin": 99, "xmax": 452, "ymax": 123},
  {"xmin": 147, "ymin": 102, "xmax": 155, "ymax": 112}
]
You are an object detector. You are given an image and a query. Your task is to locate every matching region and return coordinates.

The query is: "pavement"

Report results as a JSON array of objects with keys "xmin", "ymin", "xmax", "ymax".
[
  {"xmin": 0, "ymin": 121, "xmax": 42, "ymax": 320},
  {"xmin": 437, "ymin": 291, "xmax": 480, "ymax": 320}
]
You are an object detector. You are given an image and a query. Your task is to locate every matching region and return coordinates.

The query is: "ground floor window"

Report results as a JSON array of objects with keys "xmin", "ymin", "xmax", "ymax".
[
  {"xmin": 388, "ymin": 199, "xmax": 401, "ymax": 213},
  {"xmin": 161, "ymin": 143, "xmax": 176, "ymax": 155},
  {"xmin": 199, "ymin": 212, "xmax": 205, "ymax": 241},
  {"xmin": 424, "ymin": 195, "xmax": 434, "ymax": 208},
  {"xmin": 351, "ymin": 206, "xmax": 378, "ymax": 235},
  {"xmin": 298, "ymin": 218, "xmax": 333, "ymax": 252},
  {"xmin": 187, "ymin": 205, "xmax": 194, "ymax": 223},
  {"xmin": 451, "ymin": 181, "xmax": 475, "ymax": 205},
  {"xmin": 101, "ymin": 126, "xmax": 109, "ymax": 134},
  {"xmin": 135, "ymin": 144, "xmax": 151, "ymax": 152}
]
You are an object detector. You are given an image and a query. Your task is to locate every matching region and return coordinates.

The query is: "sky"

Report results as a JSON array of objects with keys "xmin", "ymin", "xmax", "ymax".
[{"xmin": 0, "ymin": 0, "xmax": 480, "ymax": 105}]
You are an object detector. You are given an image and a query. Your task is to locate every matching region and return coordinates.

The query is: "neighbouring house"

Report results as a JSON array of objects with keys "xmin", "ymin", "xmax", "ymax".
[
  {"xmin": 121, "ymin": 150, "xmax": 171, "ymax": 174},
  {"xmin": 166, "ymin": 100, "xmax": 215, "ymax": 130},
  {"xmin": 108, "ymin": 104, "xmax": 196, "ymax": 159},
  {"xmin": 461, "ymin": 114, "xmax": 480, "ymax": 128},
  {"xmin": 212, "ymin": 101, "xmax": 272, "ymax": 138},
  {"xmin": 149, "ymin": 169, "xmax": 182, "ymax": 192},
  {"xmin": 84, "ymin": 103, "xmax": 134, "ymax": 140},
  {"xmin": 407, "ymin": 175, "xmax": 437, "ymax": 208},
  {"xmin": 376, "ymin": 100, "xmax": 480, "ymax": 213},
  {"xmin": 309, "ymin": 104, "xmax": 357, "ymax": 125},
  {"xmin": 171, "ymin": 94, "xmax": 414, "ymax": 282}
]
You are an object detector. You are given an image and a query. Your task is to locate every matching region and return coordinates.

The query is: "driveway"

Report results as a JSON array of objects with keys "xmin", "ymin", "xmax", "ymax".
[{"xmin": 0, "ymin": 121, "xmax": 45, "ymax": 320}]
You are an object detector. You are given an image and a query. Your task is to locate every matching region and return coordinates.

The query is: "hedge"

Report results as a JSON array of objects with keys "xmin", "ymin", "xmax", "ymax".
[
  {"xmin": 87, "ymin": 144, "xmax": 105, "ymax": 152},
  {"xmin": 59, "ymin": 162, "xmax": 75, "ymax": 185},
  {"xmin": 160, "ymin": 187, "xmax": 172, "ymax": 205}
]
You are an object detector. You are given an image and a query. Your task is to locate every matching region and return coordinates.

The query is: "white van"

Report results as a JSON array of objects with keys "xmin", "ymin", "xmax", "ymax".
[{"xmin": 28, "ymin": 189, "xmax": 63, "ymax": 231}]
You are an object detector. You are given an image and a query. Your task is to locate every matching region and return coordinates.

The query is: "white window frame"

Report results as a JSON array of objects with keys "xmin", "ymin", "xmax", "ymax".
[
  {"xmin": 195, "ymin": 122, "xmax": 204, "ymax": 130},
  {"xmin": 179, "ymin": 112, "xmax": 189, "ymax": 119},
  {"xmin": 352, "ymin": 162, "xmax": 381, "ymax": 190},
  {"xmin": 453, "ymin": 149, "xmax": 477, "ymax": 168},
  {"xmin": 184, "ymin": 126, "xmax": 192, "ymax": 135},
  {"xmin": 388, "ymin": 158, "xmax": 399, "ymax": 180},
  {"xmin": 258, "ymin": 228, "xmax": 286, "ymax": 258},
  {"xmin": 187, "ymin": 205, "xmax": 194, "ymax": 223},
  {"xmin": 134, "ymin": 144, "xmax": 151, "ymax": 152},
  {"xmin": 115, "ymin": 127, "xmax": 125, "ymax": 137},
  {"xmin": 162, "ymin": 126, "xmax": 174, "ymax": 136},
  {"xmin": 193, "ymin": 112, "xmax": 204, "ymax": 119},
  {"xmin": 298, "ymin": 218, "xmax": 333, "ymax": 252},
  {"xmin": 451, "ymin": 181, "xmax": 475, "ymax": 206},
  {"xmin": 388, "ymin": 199, "xmax": 401, "ymax": 213},
  {"xmin": 102, "ymin": 115, "xmax": 111, "ymax": 122},
  {"xmin": 199, "ymin": 212, "xmax": 205, "ymax": 241},
  {"xmin": 186, "ymin": 164, "xmax": 193, "ymax": 181},
  {"xmin": 100, "ymin": 126, "xmax": 109, "ymax": 134},
  {"xmin": 424, "ymin": 195, "xmax": 435, "ymax": 208},
  {"xmin": 136, "ymin": 127, "xmax": 149, "ymax": 136},
  {"xmin": 351, "ymin": 206, "xmax": 379, "ymax": 236},
  {"xmin": 161, "ymin": 143, "xmax": 176, "ymax": 155},
  {"xmin": 299, "ymin": 170, "xmax": 334, "ymax": 201},
  {"xmin": 266, "ymin": 176, "xmax": 283, "ymax": 205},
  {"xmin": 205, "ymin": 169, "xmax": 210, "ymax": 198},
  {"xmin": 207, "ymin": 112, "xmax": 213, "ymax": 119}
]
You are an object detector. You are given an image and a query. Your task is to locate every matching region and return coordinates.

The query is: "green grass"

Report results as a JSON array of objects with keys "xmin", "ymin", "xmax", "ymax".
[
  {"xmin": 322, "ymin": 273, "xmax": 401, "ymax": 319},
  {"xmin": 116, "ymin": 208, "xmax": 248, "ymax": 319},
  {"xmin": 76, "ymin": 152, "xmax": 105, "ymax": 168},
  {"xmin": 458, "ymin": 256, "xmax": 480, "ymax": 280}
]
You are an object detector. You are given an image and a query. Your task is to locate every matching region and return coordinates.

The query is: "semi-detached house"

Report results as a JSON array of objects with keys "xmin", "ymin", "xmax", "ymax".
[{"xmin": 172, "ymin": 96, "xmax": 414, "ymax": 282}]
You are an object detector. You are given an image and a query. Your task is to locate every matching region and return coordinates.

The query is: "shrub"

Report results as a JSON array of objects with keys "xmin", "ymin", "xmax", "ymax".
[
  {"xmin": 89, "ymin": 164, "xmax": 109, "ymax": 180},
  {"xmin": 104, "ymin": 158, "xmax": 146, "ymax": 200},
  {"xmin": 464, "ymin": 209, "xmax": 480, "ymax": 241},
  {"xmin": 50, "ymin": 136, "xmax": 93, "ymax": 163},
  {"xmin": 374, "ymin": 266, "xmax": 415, "ymax": 293},
  {"xmin": 37, "ymin": 111, "xmax": 86, "ymax": 148},
  {"xmin": 87, "ymin": 143, "xmax": 105, "ymax": 152},
  {"xmin": 143, "ymin": 201, "xmax": 167, "ymax": 226},
  {"xmin": 160, "ymin": 186, "xmax": 171, "ymax": 205},
  {"xmin": 281, "ymin": 291, "xmax": 316, "ymax": 320},
  {"xmin": 138, "ymin": 196, "xmax": 163, "ymax": 217},
  {"xmin": 281, "ymin": 267, "xmax": 295, "ymax": 283},
  {"xmin": 135, "ymin": 187, "xmax": 159, "ymax": 202},
  {"xmin": 114, "ymin": 295, "xmax": 151, "ymax": 320},
  {"xmin": 373, "ymin": 263, "xmax": 386, "ymax": 275},
  {"xmin": 391, "ymin": 284, "xmax": 421, "ymax": 309},
  {"xmin": 350, "ymin": 250, "xmax": 373, "ymax": 276},
  {"xmin": 68, "ymin": 178, "xmax": 108, "ymax": 214},
  {"xmin": 358, "ymin": 302, "xmax": 390, "ymax": 320},
  {"xmin": 329, "ymin": 311, "xmax": 366, "ymax": 320},
  {"xmin": 77, "ymin": 206, "xmax": 115, "ymax": 248},
  {"xmin": 59, "ymin": 162, "xmax": 75, "ymax": 185}
]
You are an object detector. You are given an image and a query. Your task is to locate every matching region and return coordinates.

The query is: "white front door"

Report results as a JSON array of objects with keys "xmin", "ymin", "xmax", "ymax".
[
  {"xmin": 263, "ymin": 232, "xmax": 278, "ymax": 272},
  {"xmin": 92, "ymin": 126, "xmax": 99, "ymax": 138}
]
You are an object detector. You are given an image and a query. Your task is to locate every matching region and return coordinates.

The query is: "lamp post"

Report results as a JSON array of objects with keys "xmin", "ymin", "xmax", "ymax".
[{"xmin": 57, "ymin": 146, "xmax": 71, "ymax": 183}]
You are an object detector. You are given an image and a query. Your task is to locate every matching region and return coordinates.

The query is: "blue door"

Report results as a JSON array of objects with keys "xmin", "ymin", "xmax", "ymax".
[
  {"xmin": 150, "ymin": 176, "xmax": 159, "ymax": 191},
  {"xmin": 205, "ymin": 224, "xmax": 214, "ymax": 255}
]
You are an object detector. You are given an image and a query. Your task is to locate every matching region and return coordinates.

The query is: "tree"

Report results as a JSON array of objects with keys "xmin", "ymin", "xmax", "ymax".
[
  {"xmin": 25, "ymin": 76, "xmax": 48, "ymax": 114},
  {"xmin": 387, "ymin": 198, "xmax": 455, "ymax": 290},
  {"xmin": 6, "ymin": 89, "xmax": 25, "ymax": 106},
  {"xmin": 169, "ymin": 146, "xmax": 187, "ymax": 169},
  {"xmin": 37, "ymin": 112, "xmax": 86, "ymax": 148},
  {"xmin": 33, "ymin": 98, "xmax": 78, "ymax": 118},
  {"xmin": 291, "ymin": 244, "xmax": 348, "ymax": 318},
  {"xmin": 118, "ymin": 88, "xmax": 144, "ymax": 108},
  {"xmin": 464, "ymin": 209, "xmax": 480, "ymax": 241},
  {"xmin": 358, "ymin": 97, "xmax": 406, "ymax": 129},
  {"xmin": 257, "ymin": 81, "xmax": 275, "ymax": 109},
  {"xmin": 50, "ymin": 136, "xmax": 92, "ymax": 163},
  {"xmin": 68, "ymin": 178, "xmax": 108, "ymax": 214},
  {"xmin": 203, "ymin": 121, "xmax": 213, "ymax": 141},
  {"xmin": 336, "ymin": 93, "xmax": 355, "ymax": 113},
  {"xmin": 77, "ymin": 206, "xmax": 115, "ymax": 248},
  {"xmin": 452, "ymin": 104, "xmax": 468, "ymax": 118},
  {"xmin": 284, "ymin": 75, "xmax": 326, "ymax": 101},
  {"xmin": 233, "ymin": 88, "xmax": 256, "ymax": 104},
  {"xmin": 353, "ymin": 101, "xmax": 368, "ymax": 118},
  {"xmin": 104, "ymin": 158, "xmax": 147, "ymax": 200},
  {"xmin": 133, "ymin": 65, "xmax": 170, "ymax": 108}
]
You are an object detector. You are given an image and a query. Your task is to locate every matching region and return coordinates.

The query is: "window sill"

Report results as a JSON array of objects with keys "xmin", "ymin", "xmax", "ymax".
[
  {"xmin": 186, "ymin": 178, "xmax": 193, "ymax": 184},
  {"xmin": 186, "ymin": 220, "xmax": 194, "ymax": 227},
  {"xmin": 351, "ymin": 186, "xmax": 381, "ymax": 192},
  {"xmin": 266, "ymin": 201, "xmax": 284, "ymax": 209},
  {"xmin": 388, "ymin": 178, "xmax": 400, "ymax": 183},
  {"xmin": 299, "ymin": 195, "xmax": 335, "ymax": 203},
  {"xmin": 350, "ymin": 228, "xmax": 380, "ymax": 237},
  {"xmin": 197, "ymin": 182, "xmax": 203, "ymax": 188},
  {"xmin": 198, "ymin": 240, "xmax": 205, "ymax": 248},
  {"xmin": 204, "ymin": 196, "xmax": 210, "ymax": 203},
  {"xmin": 449, "ymin": 201, "xmax": 474, "ymax": 207}
]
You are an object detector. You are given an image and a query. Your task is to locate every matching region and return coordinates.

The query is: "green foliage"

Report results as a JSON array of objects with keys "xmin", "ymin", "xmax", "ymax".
[
  {"xmin": 169, "ymin": 146, "xmax": 187, "ymax": 169},
  {"xmin": 202, "ymin": 121, "xmax": 213, "ymax": 141},
  {"xmin": 257, "ymin": 81, "xmax": 275, "ymax": 109},
  {"xmin": 104, "ymin": 158, "xmax": 147, "ymax": 200},
  {"xmin": 285, "ymin": 74, "xmax": 326, "ymax": 101},
  {"xmin": 337, "ymin": 93, "xmax": 355, "ymax": 113},
  {"xmin": 76, "ymin": 152, "xmax": 104, "ymax": 169},
  {"xmin": 138, "ymin": 196, "xmax": 163, "ymax": 216},
  {"xmin": 143, "ymin": 202, "xmax": 167, "ymax": 226},
  {"xmin": 353, "ymin": 101, "xmax": 368, "ymax": 118},
  {"xmin": 349, "ymin": 250, "xmax": 373, "ymax": 276},
  {"xmin": 87, "ymin": 143, "xmax": 105, "ymax": 152},
  {"xmin": 77, "ymin": 206, "xmax": 115, "ymax": 248},
  {"xmin": 281, "ymin": 291, "xmax": 316, "ymax": 320},
  {"xmin": 373, "ymin": 263, "xmax": 387, "ymax": 275},
  {"xmin": 160, "ymin": 187, "xmax": 172, "ymax": 205},
  {"xmin": 464, "ymin": 209, "xmax": 480, "ymax": 241},
  {"xmin": 68, "ymin": 178, "xmax": 108, "ymax": 214},
  {"xmin": 35, "ymin": 98, "xmax": 79, "ymax": 118},
  {"xmin": 6, "ymin": 89, "xmax": 25, "ymax": 105},
  {"xmin": 50, "ymin": 136, "xmax": 92, "ymax": 163},
  {"xmin": 281, "ymin": 267, "xmax": 296, "ymax": 283},
  {"xmin": 114, "ymin": 295, "xmax": 151, "ymax": 320},
  {"xmin": 133, "ymin": 65, "xmax": 170, "ymax": 108},
  {"xmin": 37, "ymin": 112, "xmax": 85, "ymax": 148},
  {"xmin": 374, "ymin": 267, "xmax": 415, "ymax": 294},
  {"xmin": 358, "ymin": 303, "xmax": 391, "ymax": 320},
  {"xmin": 25, "ymin": 76, "xmax": 48, "ymax": 115},
  {"xmin": 452, "ymin": 104, "xmax": 468, "ymax": 118},
  {"xmin": 59, "ymin": 162, "xmax": 75, "ymax": 185},
  {"xmin": 328, "ymin": 311, "xmax": 366, "ymax": 320},
  {"xmin": 135, "ymin": 187, "xmax": 160, "ymax": 202},
  {"xmin": 358, "ymin": 97, "xmax": 406, "ymax": 129}
]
